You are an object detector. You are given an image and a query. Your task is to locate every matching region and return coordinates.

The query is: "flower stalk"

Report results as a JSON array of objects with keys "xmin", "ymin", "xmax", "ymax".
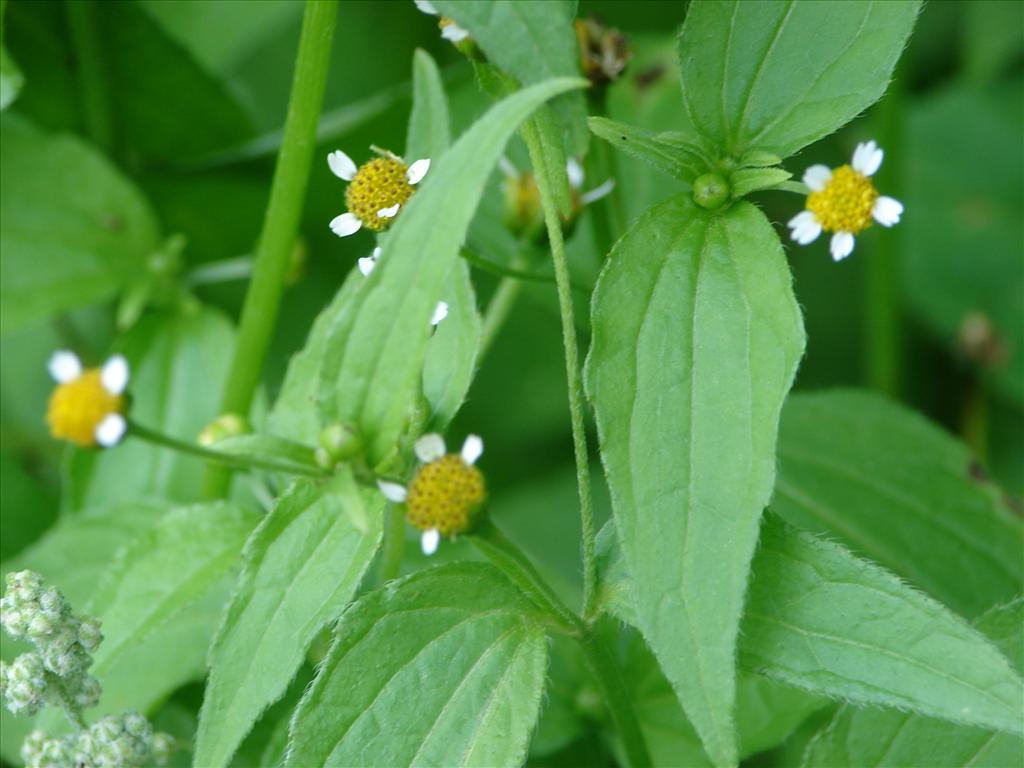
[{"xmin": 204, "ymin": 0, "xmax": 339, "ymax": 498}]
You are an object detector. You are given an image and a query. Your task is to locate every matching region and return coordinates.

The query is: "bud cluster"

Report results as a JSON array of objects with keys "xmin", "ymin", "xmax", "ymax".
[{"xmin": 1, "ymin": 571, "xmax": 174, "ymax": 768}]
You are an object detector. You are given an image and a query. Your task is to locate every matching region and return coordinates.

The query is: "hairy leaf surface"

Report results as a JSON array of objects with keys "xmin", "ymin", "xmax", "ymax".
[
  {"xmin": 775, "ymin": 390, "xmax": 1024, "ymax": 619},
  {"xmin": 318, "ymin": 77, "xmax": 584, "ymax": 464},
  {"xmin": 286, "ymin": 563, "xmax": 548, "ymax": 768},
  {"xmin": 195, "ymin": 471, "xmax": 383, "ymax": 768},
  {"xmin": 585, "ymin": 194, "xmax": 805, "ymax": 765},
  {"xmin": 677, "ymin": 0, "xmax": 920, "ymax": 158}
]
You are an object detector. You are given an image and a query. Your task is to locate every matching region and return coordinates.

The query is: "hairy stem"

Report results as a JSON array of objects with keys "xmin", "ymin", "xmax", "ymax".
[
  {"xmin": 65, "ymin": 0, "xmax": 112, "ymax": 153},
  {"xmin": 128, "ymin": 420, "xmax": 328, "ymax": 478},
  {"xmin": 470, "ymin": 520, "xmax": 651, "ymax": 768},
  {"xmin": 204, "ymin": 0, "xmax": 338, "ymax": 497},
  {"xmin": 521, "ymin": 120, "xmax": 598, "ymax": 620}
]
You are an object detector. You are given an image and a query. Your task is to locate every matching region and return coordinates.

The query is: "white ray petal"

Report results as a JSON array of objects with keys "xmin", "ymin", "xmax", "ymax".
[
  {"xmin": 872, "ymin": 196, "xmax": 904, "ymax": 227},
  {"xmin": 415, "ymin": 433, "xmax": 446, "ymax": 463},
  {"xmin": 377, "ymin": 204, "xmax": 400, "ymax": 219},
  {"xmin": 461, "ymin": 434, "xmax": 484, "ymax": 466},
  {"xmin": 441, "ymin": 23, "xmax": 469, "ymax": 42},
  {"xmin": 431, "ymin": 301, "xmax": 449, "ymax": 327},
  {"xmin": 95, "ymin": 414, "xmax": 126, "ymax": 447},
  {"xmin": 787, "ymin": 211, "xmax": 822, "ymax": 245},
  {"xmin": 414, "ymin": 0, "xmax": 439, "ymax": 16},
  {"xmin": 330, "ymin": 213, "xmax": 362, "ymax": 237},
  {"xmin": 566, "ymin": 158, "xmax": 585, "ymax": 190},
  {"xmin": 581, "ymin": 179, "xmax": 616, "ymax": 205},
  {"xmin": 802, "ymin": 165, "xmax": 832, "ymax": 192},
  {"xmin": 421, "ymin": 528, "xmax": 441, "ymax": 556},
  {"xmin": 358, "ymin": 246, "xmax": 381, "ymax": 276},
  {"xmin": 100, "ymin": 355, "xmax": 130, "ymax": 395},
  {"xmin": 852, "ymin": 141, "xmax": 883, "ymax": 176},
  {"xmin": 48, "ymin": 350, "xmax": 82, "ymax": 383},
  {"xmin": 406, "ymin": 158, "xmax": 431, "ymax": 185},
  {"xmin": 498, "ymin": 156, "xmax": 519, "ymax": 178},
  {"xmin": 327, "ymin": 149, "xmax": 357, "ymax": 181},
  {"xmin": 377, "ymin": 480, "xmax": 408, "ymax": 503},
  {"xmin": 830, "ymin": 232, "xmax": 855, "ymax": 262}
]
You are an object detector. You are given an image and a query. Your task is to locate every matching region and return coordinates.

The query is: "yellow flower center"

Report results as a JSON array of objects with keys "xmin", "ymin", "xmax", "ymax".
[
  {"xmin": 345, "ymin": 156, "xmax": 414, "ymax": 231},
  {"xmin": 46, "ymin": 370, "xmax": 123, "ymax": 447},
  {"xmin": 405, "ymin": 454, "xmax": 486, "ymax": 537},
  {"xmin": 806, "ymin": 165, "xmax": 878, "ymax": 235}
]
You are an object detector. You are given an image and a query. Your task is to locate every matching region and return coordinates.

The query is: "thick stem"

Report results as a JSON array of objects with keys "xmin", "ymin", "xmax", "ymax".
[
  {"xmin": 204, "ymin": 0, "xmax": 338, "ymax": 497},
  {"xmin": 470, "ymin": 520, "xmax": 651, "ymax": 768},
  {"xmin": 520, "ymin": 120, "xmax": 598, "ymax": 620},
  {"xmin": 65, "ymin": 0, "xmax": 113, "ymax": 153},
  {"xmin": 128, "ymin": 420, "xmax": 328, "ymax": 479},
  {"xmin": 378, "ymin": 505, "xmax": 407, "ymax": 584}
]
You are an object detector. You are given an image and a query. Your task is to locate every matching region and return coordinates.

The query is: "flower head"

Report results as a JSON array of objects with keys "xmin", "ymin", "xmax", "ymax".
[
  {"xmin": 414, "ymin": 0, "xmax": 470, "ymax": 43},
  {"xmin": 45, "ymin": 351, "xmax": 128, "ymax": 448},
  {"xmin": 500, "ymin": 156, "xmax": 614, "ymax": 237},
  {"xmin": 787, "ymin": 140, "xmax": 904, "ymax": 261},
  {"xmin": 378, "ymin": 434, "xmax": 486, "ymax": 555},
  {"xmin": 328, "ymin": 148, "xmax": 430, "ymax": 237}
]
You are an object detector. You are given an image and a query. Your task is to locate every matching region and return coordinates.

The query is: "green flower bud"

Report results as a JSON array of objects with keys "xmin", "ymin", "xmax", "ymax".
[
  {"xmin": 319, "ymin": 423, "xmax": 363, "ymax": 462},
  {"xmin": 693, "ymin": 173, "xmax": 730, "ymax": 210},
  {"xmin": 198, "ymin": 413, "xmax": 247, "ymax": 447}
]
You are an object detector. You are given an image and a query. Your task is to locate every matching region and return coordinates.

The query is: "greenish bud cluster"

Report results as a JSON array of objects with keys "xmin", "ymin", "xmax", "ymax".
[
  {"xmin": 20, "ymin": 713, "xmax": 174, "ymax": 768},
  {"xmin": 2, "ymin": 572, "xmax": 174, "ymax": 768},
  {"xmin": 692, "ymin": 173, "xmax": 731, "ymax": 210},
  {"xmin": 316, "ymin": 422, "xmax": 364, "ymax": 469}
]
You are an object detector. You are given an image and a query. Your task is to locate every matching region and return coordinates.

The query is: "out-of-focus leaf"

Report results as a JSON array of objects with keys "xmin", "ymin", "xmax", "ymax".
[
  {"xmin": 195, "ymin": 472, "xmax": 383, "ymax": 768},
  {"xmin": 677, "ymin": 0, "xmax": 920, "ymax": 158},
  {"xmin": 585, "ymin": 193, "xmax": 805, "ymax": 765},
  {"xmin": 65, "ymin": 308, "xmax": 235, "ymax": 512},
  {"xmin": 0, "ymin": 45, "xmax": 22, "ymax": 110},
  {"xmin": 317, "ymin": 78, "xmax": 585, "ymax": 465},
  {"xmin": 286, "ymin": 563, "xmax": 548, "ymax": 767},
  {"xmin": 774, "ymin": 390, "xmax": 1024, "ymax": 619},
  {"xmin": 0, "ymin": 114, "xmax": 159, "ymax": 333},
  {"xmin": 903, "ymin": 81, "xmax": 1024, "ymax": 406},
  {"xmin": 802, "ymin": 599, "xmax": 1024, "ymax": 767},
  {"xmin": 433, "ymin": 0, "xmax": 588, "ymax": 155},
  {"xmin": 406, "ymin": 48, "xmax": 449, "ymax": 162},
  {"xmin": 963, "ymin": 0, "xmax": 1024, "ymax": 82}
]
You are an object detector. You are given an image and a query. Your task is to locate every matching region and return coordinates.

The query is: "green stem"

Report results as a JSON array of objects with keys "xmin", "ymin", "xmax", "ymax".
[
  {"xmin": 961, "ymin": 377, "xmax": 989, "ymax": 461},
  {"xmin": 470, "ymin": 520, "xmax": 651, "ymax": 768},
  {"xmin": 378, "ymin": 505, "xmax": 406, "ymax": 584},
  {"xmin": 521, "ymin": 120, "xmax": 599, "ymax": 620},
  {"xmin": 203, "ymin": 0, "xmax": 338, "ymax": 498},
  {"xmin": 128, "ymin": 420, "xmax": 328, "ymax": 479},
  {"xmin": 864, "ymin": 75, "xmax": 905, "ymax": 396},
  {"xmin": 479, "ymin": 274, "xmax": 525, "ymax": 360},
  {"xmin": 65, "ymin": 0, "xmax": 113, "ymax": 153},
  {"xmin": 48, "ymin": 674, "xmax": 86, "ymax": 731}
]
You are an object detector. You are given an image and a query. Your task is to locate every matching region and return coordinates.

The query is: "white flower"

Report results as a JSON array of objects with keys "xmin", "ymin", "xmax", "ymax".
[
  {"xmin": 327, "ymin": 149, "xmax": 430, "ymax": 238},
  {"xmin": 787, "ymin": 140, "xmax": 904, "ymax": 262},
  {"xmin": 46, "ymin": 352, "xmax": 129, "ymax": 447},
  {"xmin": 375, "ymin": 433, "xmax": 486, "ymax": 555},
  {"xmin": 414, "ymin": 0, "xmax": 470, "ymax": 43}
]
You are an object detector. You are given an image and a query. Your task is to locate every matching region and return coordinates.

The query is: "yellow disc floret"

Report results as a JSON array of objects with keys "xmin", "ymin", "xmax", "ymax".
[
  {"xmin": 46, "ymin": 370, "xmax": 123, "ymax": 447},
  {"xmin": 345, "ymin": 157, "xmax": 415, "ymax": 232},
  {"xmin": 806, "ymin": 164, "xmax": 878, "ymax": 234},
  {"xmin": 405, "ymin": 454, "xmax": 486, "ymax": 537}
]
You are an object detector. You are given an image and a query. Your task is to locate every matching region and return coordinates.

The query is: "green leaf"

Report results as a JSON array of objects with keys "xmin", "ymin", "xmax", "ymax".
[
  {"xmin": 0, "ymin": 45, "xmax": 22, "ymax": 110},
  {"xmin": 741, "ymin": 518, "xmax": 1024, "ymax": 736},
  {"xmin": 423, "ymin": 260, "xmax": 482, "ymax": 431},
  {"xmin": 86, "ymin": 501, "xmax": 257, "ymax": 683},
  {"xmin": 286, "ymin": 562, "xmax": 548, "ymax": 768},
  {"xmin": 406, "ymin": 49, "xmax": 450, "ymax": 163},
  {"xmin": 902, "ymin": 81, "xmax": 1023, "ymax": 406},
  {"xmin": 434, "ymin": 0, "xmax": 588, "ymax": 155},
  {"xmin": 802, "ymin": 600, "xmax": 1024, "ymax": 767},
  {"xmin": 210, "ymin": 433, "xmax": 321, "ymax": 475},
  {"xmin": 588, "ymin": 116, "xmax": 707, "ymax": 183},
  {"xmin": 0, "ymin": 114, "xmax": 159, "ymax": 333},
  {"xmin": 677, "ymin": 0, "xmax": 921, "ymax": 158},
  {"xmin": 195, "ymin": 471, "xmax": 383, "ymax": 768},
  {"xmin": 729, "ymin": 166, "xmax": 792, "ymax": 198},
  {"xmin": 774, "ymin": 390, "xmax": 1024, "ymax": 619},
  {"xmin": 585, "ymin": 194, "xmax": 805, "ymax": 765},
  {"xmin": 65, "ymin": 308, "xmax": 235, "ymax": 512},
  {"xmin": 318, "ymin": 77, "xmax": 586, "ymax": 464}
]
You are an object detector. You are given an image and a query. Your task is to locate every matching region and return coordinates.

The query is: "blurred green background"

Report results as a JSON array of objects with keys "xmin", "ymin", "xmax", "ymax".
[{"xmin": 0, "ymin": 1, "xmax": 1021, "ymax": 764}]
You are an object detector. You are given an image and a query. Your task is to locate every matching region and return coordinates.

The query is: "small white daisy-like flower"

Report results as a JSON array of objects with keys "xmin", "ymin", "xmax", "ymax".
[
  {"xmin": 377, "ymin": 433, "xmax": 486, "ymax": 555},
  {"xmin": 354, "ymin": 246, "xmax": 448, "ymax": 328},
  {"xmin": 413, "ymin": 0, "xmax": 470, "ymax": 43},
  {"xmin": 328, "ymin": 148, "xmax": 430, "ymax": 238},
  {"xmin": 45, "ymin": 351, "xmax": 129, "ymax": 448},
  {"xmin": 787, "ymin": 140, "xmax": 904, "ymax": 262}
]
